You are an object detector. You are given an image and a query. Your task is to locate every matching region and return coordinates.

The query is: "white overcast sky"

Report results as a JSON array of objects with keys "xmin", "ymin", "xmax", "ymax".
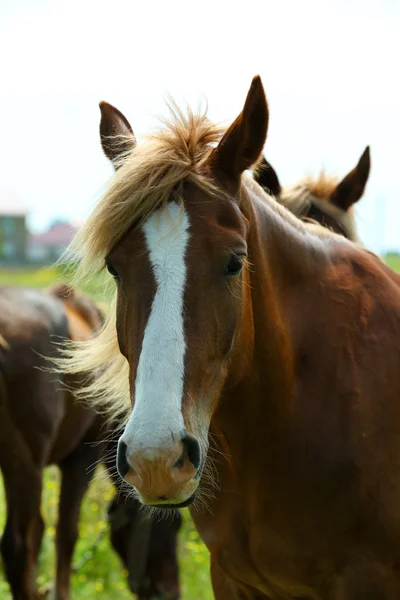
[{"xmin": 0, "ymin": 0, "xmax": 399, "ymax": 253}]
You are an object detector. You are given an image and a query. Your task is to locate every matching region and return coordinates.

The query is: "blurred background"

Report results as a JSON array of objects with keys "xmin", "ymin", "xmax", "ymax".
[{"xmin": 0, "ymin": 0, "xmax": 399, "ymax": 598}]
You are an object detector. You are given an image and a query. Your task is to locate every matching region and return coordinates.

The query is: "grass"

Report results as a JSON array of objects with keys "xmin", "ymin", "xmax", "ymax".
[
  {"xmin": 0, "ymin": 253, "xmax": 399, "ymax": 598},
  {"xmin": 0, "ymin": 467, "xmax": 212, "ymax": 600},
  {"xmin": 0, "ymin": 264, "xmax": 113, "ymax": 304},
  {"xmin": 0, "ymin": 264, "xmax": 213, "ymax": 599}
]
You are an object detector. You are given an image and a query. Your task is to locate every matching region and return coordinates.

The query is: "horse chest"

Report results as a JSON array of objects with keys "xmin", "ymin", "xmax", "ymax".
[
  {"xmin": 217, "ymin": 485, "xmax": 397, "ymax": 599},
  {"xmin": 196, "ymin": 499, "xmax": 318, "ymax": 597},
  {"xmin": 215, "ymin": 526, "xmax": 324, "ymax": 599},
  {"xmin": 200, "ymin": 471, "xmax": 370, "ymax": 599}
]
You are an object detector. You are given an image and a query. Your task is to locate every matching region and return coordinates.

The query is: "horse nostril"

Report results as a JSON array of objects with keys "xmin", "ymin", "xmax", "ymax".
[
  {"xmin": 117, "ymin": 439, "xmax": 130, "ymax": 478},
  {"xmin": 181, "ymin": 434, "xmax": 201, "ymax": 470}
]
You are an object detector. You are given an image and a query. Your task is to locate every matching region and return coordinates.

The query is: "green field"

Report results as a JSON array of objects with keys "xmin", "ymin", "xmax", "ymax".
[
  {"xmin": 0, "ymin": 469, "xmax": 212, "ymax": 600},
  {"xmin": 0, "ymin": 264, "xmax": 213, "ymax": 600},
  {"xmin": 0, "ymin": 254, "xmax": 399, "ymax": 599},
  {"xmin": 0, "ymin": 264, "xmax": 114, "ymax": 305}
]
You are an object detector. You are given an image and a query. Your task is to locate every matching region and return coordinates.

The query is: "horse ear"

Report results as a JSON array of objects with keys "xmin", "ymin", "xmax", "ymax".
[
  {"xmin": 254, "ymin": 156, "xmax": 281, "ymax": 197},
  {"xmin": 99, "ymin": 101, "xmax": 136, "ymax": 168},
  {"xmin": 330, "ymin": 146, "xmax": 371, "ymax": 211},
  {"xmin": 210, "ymin": 76, "xmax": 269, "ymax": 184}
]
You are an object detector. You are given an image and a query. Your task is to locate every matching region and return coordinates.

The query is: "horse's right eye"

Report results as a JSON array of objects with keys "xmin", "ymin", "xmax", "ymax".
[{"xmin": 106, "ymin": 262, "xmax": 120, "ymax": 280}]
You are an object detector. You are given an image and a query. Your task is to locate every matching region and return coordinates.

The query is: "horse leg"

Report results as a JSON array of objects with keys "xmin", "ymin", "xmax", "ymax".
[
  {"xmin": 0, "ymin": 464, "xmax": 44, "ymax": 600},
  {"xmin": 54, "ymin": 441, "xmax": 100, "ymax": 600}
]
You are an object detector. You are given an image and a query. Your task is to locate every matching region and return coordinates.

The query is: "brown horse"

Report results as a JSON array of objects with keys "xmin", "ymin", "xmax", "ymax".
[
  {"xmin": 0, "ymin": 284, "xmax": 181, "ymax": 600},
  {"xmin": 61, "ymin": 77, "xmax": 400, "ymax": 599},
  {"xmin": 254, "ymin": 147, "xmax": 371, "ymax": 241}
]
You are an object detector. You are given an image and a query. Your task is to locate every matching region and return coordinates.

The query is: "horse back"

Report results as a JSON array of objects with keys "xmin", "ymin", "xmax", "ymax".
[
  {"xmin": 0, "ymin": 286, "xmax": 68, "ymax": 364},
  {"xmin": 0, "ymin": 286, "xmax": 98, "ymax": 466},
  {"xmin": 0, "ymin": 286, "xmax": 71, "ymax": 466}
]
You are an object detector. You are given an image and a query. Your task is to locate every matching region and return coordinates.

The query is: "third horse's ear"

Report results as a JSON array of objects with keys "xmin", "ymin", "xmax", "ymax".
[
  {"xmin": 254, "ymin": 156, "xmax": 281, "ymax": 197},
  {"xmin": 330, "ymin": 146, "xmax": 371, "ymax": 211},
  {"xmin": 99, "ymin": 101, "xmax": 136, "ymax": 168},
  {"xmin": 210, "ymin": 76, "xmax": 269, "ymax": 185}
]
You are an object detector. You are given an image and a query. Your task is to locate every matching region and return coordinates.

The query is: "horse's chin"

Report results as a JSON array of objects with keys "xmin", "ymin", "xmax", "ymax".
[
  {"xmin": 149, "ymin": 489, "xmax": 198, "ymax": 510},
  {"xmin": 140, "ymin": 456, "xmax": 206, "ymax": 509}
]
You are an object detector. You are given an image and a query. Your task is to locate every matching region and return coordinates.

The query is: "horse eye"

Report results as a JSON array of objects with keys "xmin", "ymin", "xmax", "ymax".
[
  {"xmin": 106, "ymin": 262, "xmax": 120, "ymax": 280},
  {"xmin": 224, "ymin": 254, "xmax": 245, "ymax": 277}
]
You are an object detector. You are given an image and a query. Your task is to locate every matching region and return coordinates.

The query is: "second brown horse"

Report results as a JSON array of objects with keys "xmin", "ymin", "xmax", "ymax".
[
  {"xmin": 0, "ymin": 284, "xmax": 181, "ymax": 600},
  {"xmin": 254, "ymin": 146, "xmax": 371, "ymax": 241}
]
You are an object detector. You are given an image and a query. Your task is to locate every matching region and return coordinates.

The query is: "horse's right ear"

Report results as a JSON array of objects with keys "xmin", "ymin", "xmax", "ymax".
[
  {"xmin": 99, "ymin": 102, "xmax": 136, "ymax": 169},
  {"xmin": 254, "ymin": 156, "xmax": 281, "ymax": 197}
]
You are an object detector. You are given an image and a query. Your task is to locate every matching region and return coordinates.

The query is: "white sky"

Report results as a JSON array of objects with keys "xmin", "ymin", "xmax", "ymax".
[{"xmin": 0, "ymin": 0, "xmax": 399, "ymax": 253}]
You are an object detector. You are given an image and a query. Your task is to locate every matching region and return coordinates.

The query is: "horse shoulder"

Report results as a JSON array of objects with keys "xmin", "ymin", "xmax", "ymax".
[{"xmin": 292, "ymin": 244, "xmax": 400, "ymax": 518}]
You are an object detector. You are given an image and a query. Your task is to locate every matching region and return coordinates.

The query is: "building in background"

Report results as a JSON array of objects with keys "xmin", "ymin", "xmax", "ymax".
[
  {"xmin": 28, "ymin": 220, "xmax": 78, "ymax": 264},
  {"xmin": 0, "ymin": 188, "xmax": 79, "ymax": 266},
  {"xmin": 0, "ymin": 189, "xmax": 28, "ymax": 265}
]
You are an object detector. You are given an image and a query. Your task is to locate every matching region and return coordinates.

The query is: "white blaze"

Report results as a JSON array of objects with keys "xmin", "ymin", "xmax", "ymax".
[{"xmin": 122, "ymin": 201, "xmax": 190, "ymax": 453}]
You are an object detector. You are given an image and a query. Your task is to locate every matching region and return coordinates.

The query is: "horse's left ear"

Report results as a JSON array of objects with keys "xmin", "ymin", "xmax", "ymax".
[
  {"xmin": 330, "ymin": 146, "xmax": 371, "ymax": 211},
  {"xmin": 99, "ymin": 101, "xmax": 137, "ymax": 169},
  {"xmin": 210, "ymin": 76, "xmax": 269, "ymax": 184},
  {"xmin": 254, "ymin": 156, "xmax": 281, "ymax": 197}
]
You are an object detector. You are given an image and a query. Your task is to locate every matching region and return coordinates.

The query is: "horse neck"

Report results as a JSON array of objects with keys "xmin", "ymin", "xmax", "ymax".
[
  {"xmin": 212, "ymin": 181, "xmax": 336, "ymax": 458},
  {"xmin": 247, "ymin": 181, "xmax": 335, "ymax": 273}
]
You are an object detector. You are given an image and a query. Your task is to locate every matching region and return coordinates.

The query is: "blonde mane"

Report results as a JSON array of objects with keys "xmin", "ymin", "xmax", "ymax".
[
  {"xmin": 279, "ymin": 171, "xmax": 359, "ymax": 242},
  {"xmin": 67, "ymin": 104, "xmax": 224, "ymax": 279},
  {"xmin": 307, "ymin": 171, "xmax": 338, "ymax": 200}
]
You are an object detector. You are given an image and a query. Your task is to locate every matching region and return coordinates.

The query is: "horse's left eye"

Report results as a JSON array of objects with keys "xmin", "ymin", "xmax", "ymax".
[{"xmin": 224, "ymin": 254, "xmax": 245, "ymax": 277}]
